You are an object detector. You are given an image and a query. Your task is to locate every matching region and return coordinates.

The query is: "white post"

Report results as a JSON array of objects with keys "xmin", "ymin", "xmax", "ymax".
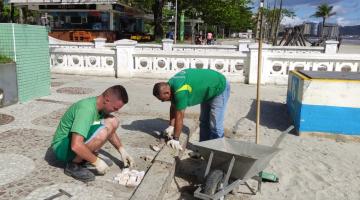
[
  {"xmin": 325, "ymin": 40, "xmax": 339, "ymax": 54},
  {"xmin": 238, "ymin": 40, "xmax": 251, "ymax": 52},
  {"xmin": 162, "ymin": 38, "xmax": 174, "ymax": 51},
  {"xmin": 247, "ymin": 29, "xmax": 253, "ymax": 39},
  {"xmin": 94, "ymin": 38, "xmax": 106, "ymax": 48},
  {"xmin": 248, "ymin": 43, "xmax": 269, "ymax": 84},
  {"xmin": 115, "ymin": 39, "xmax": 137, "ymax": 78},
  {"xmin": 248, "ymin": 44, "xmax": 259, "ymax": 84}
]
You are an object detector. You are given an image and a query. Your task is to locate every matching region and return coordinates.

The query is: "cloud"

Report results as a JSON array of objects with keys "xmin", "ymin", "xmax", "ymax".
[
  {"xmin": 332, "ymin": 4, "xmax": 346, "ymax": 15},
  {"xmin": 281, "ymin": 16, "xmax": 304, "ymax": 26},
  {"xmin": 281, "ymin": 0, "xmax": 343, "ymax": 7},
  {"xmin": 251, "ymin": 0, "xmax": 344, "ymax": 7},
  {"xmin": 336, "ymin": 17, "xmax": 358, "ymax": 26}
]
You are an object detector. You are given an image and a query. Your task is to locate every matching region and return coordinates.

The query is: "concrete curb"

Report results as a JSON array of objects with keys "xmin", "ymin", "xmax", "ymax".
[{"xmin": 130, "ymin": 130, "xmax": 190, "ymax": 200}]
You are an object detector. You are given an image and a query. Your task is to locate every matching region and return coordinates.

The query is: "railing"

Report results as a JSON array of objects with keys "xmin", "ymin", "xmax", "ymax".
[
  {"xmin": 264, "ymin": 46, "xmax": 324, "ymax": 54},
  {"xmin": 48, "ymin": 37, "xmax": 360, "ymax": 85},
  {"xmin": 50, "ymin": 47, "xmax": 116, "ymax": 76},
  {"xmin": 135, "ymin": 44, "xmax": 162, "ymax": 51},
  {"xmin": 262, "ymin": 53, "xmax": 360, "ymax": 84},
  {"xmin": 49, "ymin": 36, "xmax": 94, "ymax": 49},
  {"xmin": 172, "ymin": 44, "xmax": 238, "ymax": 53},
  {"xmin": 132, "ymin": 51, "xmax": 248, "ymax": 82}
]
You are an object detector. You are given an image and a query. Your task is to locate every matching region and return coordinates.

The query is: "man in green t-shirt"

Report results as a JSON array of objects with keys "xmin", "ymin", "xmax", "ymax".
[
  {"xmin": 153, "ymin": 69, "xmax": 230, "ymax": 150},
  {"xmin": 51, "ymin": 85, "xmax": 134, "ymax": 182}
]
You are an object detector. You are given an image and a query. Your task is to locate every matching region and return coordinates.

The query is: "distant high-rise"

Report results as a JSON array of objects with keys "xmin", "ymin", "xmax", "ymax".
[
  {"xmin": 303, "ymin": 22, "xmax": 317, "ymax": 36},
  {"xmin": 318, "ymin": 23, "xmax": 339, "ymax": 39}
]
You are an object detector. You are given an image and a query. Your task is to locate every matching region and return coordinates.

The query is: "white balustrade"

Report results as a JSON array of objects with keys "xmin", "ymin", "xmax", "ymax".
[
  {"xmin": 50, "ymin": 47, "xmax": 116, "ymax": 76},
  {"xmin": 49, "ymin": 36, "xmax": 360, "ymax": 85},
  {"xmin": 262, "ymin": 53, "xmax": 360, "ymax": 84},
  {"xmin": 132, "ymin": 51, "xmax": 248, "ymax": 82}
]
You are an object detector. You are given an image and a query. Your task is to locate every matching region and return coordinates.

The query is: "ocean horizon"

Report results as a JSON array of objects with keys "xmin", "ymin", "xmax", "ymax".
[{"xmin": 342, "ymin": 39, "xmax": 360, "ymax": 45}]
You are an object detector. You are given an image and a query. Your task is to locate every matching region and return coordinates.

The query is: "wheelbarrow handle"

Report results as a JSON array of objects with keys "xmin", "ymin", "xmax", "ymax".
[{"xmin": 272, "ymin": 125, "xmax": 294, "ymax": 148}]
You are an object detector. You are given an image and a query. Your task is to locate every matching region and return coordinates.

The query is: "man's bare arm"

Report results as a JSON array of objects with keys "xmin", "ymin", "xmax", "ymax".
[
  {"xmin": 170, "ymin": 103, "xmax": 176, "ymax": 126},
  {"xmin": 173, "ymin": 109, "xmax": 185, "ymax": 139},
  {"xmin": 108, "ymin": 131, "xmax": 123, "ymax": 150},
  {"xmin": 71, "ymin": 133, "xmax": 97, "ymax": 163}
]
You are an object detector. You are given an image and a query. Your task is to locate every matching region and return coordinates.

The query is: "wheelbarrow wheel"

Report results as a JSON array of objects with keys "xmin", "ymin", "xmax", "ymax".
[{"xmin": 203, "ymin": 170, "xmax": 224, "ymax": 195}]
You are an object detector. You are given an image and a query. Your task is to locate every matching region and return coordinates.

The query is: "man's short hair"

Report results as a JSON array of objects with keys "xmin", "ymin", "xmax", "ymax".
[
  {"xmin": 153, "ymin": 82, "xmax": 167, "ymax": 97},
  {"xmin": 104, "ymin": 85, "xmax": 128, "ymax": 104}
]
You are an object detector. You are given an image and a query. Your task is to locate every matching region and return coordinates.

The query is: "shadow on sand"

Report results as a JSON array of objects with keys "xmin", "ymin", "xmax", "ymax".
[
  {"xmin": 121, "ymin": 118, "xmax": 190, "ymax": 138},
  {"xmin": 245, "ymin": 99, "xmax": 296, "ymax": 135}
]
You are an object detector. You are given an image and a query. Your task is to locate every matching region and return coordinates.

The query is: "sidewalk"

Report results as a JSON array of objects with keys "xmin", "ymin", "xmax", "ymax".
[
  {"xmin": 1, "ymin": 74, "xmax": 360, "ymax": 200},
  {"xmin": 0, "ymin": 74, "xmax": 199, "ymax": 200}
]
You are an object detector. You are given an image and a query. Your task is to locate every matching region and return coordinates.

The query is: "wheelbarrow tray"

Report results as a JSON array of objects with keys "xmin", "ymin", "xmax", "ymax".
[{"xmin": 192, "ymin": 138, "xmax": 280, "ymax": 181}]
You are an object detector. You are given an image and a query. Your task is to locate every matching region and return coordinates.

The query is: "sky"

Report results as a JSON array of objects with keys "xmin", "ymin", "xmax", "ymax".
[{"xmin": 252, "ymin": 0, "xmax": 360, "ymax": 26}]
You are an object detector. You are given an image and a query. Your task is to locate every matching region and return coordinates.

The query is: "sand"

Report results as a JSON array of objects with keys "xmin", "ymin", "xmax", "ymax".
[
  {"xmin": 164, "ymin": 83, "xmax": 360, "ymax": 200},
  {"xmin": 218, "ymin": 38, "xmax": 360, "ymax": 55},
  {"xmin": 338, "ymin": 44, "xmax": 360, "ymax": 54}
]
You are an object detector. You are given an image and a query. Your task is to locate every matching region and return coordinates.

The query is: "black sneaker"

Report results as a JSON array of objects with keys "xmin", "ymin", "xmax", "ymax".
[{"xmin": 64, "ymin": 163, "xmax": 95, "ymax": 182}]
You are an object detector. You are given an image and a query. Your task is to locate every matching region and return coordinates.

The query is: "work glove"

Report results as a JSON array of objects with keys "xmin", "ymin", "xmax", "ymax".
[
  {"xmin": 163, "ymin": 126, "xmax": 174, "ymax": 139},
  {"xmin": 119, "ymin": 147, "xmax": 135, "ymax": 168},
  {"xmin": 91, "ymin": 157, "xmax": 109, "ymax": 175},
  {"xmin": 167, "ymin": 139, "xmax": 183, "ymax": 151}
]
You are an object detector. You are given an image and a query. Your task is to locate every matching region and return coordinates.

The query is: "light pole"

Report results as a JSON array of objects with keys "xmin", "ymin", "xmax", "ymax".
[
  {"xmin": 255, "ymin": 0, "xmax": 264, "ymax": 145},
  {"xmin": 174, "ymin": 0, "xmax": 178, "ymax": 43}
]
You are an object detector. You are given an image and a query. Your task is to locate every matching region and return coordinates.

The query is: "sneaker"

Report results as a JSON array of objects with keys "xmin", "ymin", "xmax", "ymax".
[{"xmin": 64, "ymin": 162, "xmax": 95, "ymax": 182}]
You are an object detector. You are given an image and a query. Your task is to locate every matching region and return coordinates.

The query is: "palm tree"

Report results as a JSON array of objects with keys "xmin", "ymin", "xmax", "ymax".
[{"xmin": 312, "ymin": 3, "xmax": 336, "ymax": 29}]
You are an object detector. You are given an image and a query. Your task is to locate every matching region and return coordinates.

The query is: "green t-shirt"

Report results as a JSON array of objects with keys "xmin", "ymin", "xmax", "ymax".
[
  {"xmin": 51, "ymin": 96, "xmax": 103, "ymax": 161},
  {"xmin": 168, "ymin": 69, "xmax": 226, "ymax": 110}
]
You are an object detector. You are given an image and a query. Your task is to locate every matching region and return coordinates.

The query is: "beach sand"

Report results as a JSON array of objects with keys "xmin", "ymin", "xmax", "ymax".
[
  {"xmin": 338, "ymin": 44, "xmax": 360, "ymax": 54},
  {"xmin": 218, "ymin": 38, "xmax": 360, "ymax": 54},
  {"xmin": 164, "ymin": 83, "xmax": 360, "ymax": 200}
]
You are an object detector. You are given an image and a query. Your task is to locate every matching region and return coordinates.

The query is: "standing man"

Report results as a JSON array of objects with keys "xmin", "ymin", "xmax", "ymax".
[
  {"xmin": 51, "ymin": 85, "xmax": 135, "ymax": 182},
  {"xmin": 153, "ymin": 69, "xmax": 230, "ymax": 150}
]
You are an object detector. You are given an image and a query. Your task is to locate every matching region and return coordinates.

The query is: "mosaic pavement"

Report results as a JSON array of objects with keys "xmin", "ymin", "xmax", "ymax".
[
  {"xmin": 0, "ymin": 111, "xmax": 174, "ymax": 200},
  {"xmin": 56, "ymin": 87, "xmax": 95, "ymax": 95},
  {"xmin": 0, "ymin": 113, "xmax": 14, "ymax": 126}
]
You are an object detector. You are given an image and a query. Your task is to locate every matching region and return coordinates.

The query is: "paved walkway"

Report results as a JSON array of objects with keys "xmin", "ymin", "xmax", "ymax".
[
  {"xmin": 0, "ymin": 74, "xmax": 200, "ymax": 199},
  {"xmin": 0, "ymin": 74, "xmax": 289, "ymax": 200}
]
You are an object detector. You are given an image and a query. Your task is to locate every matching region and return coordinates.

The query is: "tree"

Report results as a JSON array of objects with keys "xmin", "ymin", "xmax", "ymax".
[
  {"xmin": 312, "ymin": 3, "xmax": 336, "ymax": 28},
  {"xmin": 194, "ymin": 0, "xmax": 254, "ymax": 34},
  {"xmin": 0, "ymin": 3, "xmax": 20, "ymax": 23},
  {"xmin": 119, "ymin": 0, "xmax": 165, "ymax": 40},
  {"xmin": 256, "ymin": 6, "xmax": 295, "ymax": 43}
]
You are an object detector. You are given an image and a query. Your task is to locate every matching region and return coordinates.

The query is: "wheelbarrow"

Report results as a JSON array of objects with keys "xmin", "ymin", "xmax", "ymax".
[{"xmin": 192, "ymin": 126, "xmax": 293, "ymax": 200}]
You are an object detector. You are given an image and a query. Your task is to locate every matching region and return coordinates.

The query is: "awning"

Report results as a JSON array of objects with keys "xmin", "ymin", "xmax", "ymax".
[{"xmin": 8, "ymin": 0, "xmax": 118, "ymax": 5}]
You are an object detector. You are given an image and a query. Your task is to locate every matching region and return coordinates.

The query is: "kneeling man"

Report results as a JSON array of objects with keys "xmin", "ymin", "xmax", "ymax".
[{"xmin": 51, "ymin": 85, "xmax": 134, "ymax": 182}]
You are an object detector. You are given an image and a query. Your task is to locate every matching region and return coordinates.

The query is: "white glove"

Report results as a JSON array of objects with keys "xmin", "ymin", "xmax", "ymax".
[
  {"xmin": 167, "ymin": 139, "xmax": 183, "ymax": 151},
  {"xmin": 91, "ymin": 157, "xmax": 109, "ymax": 175},
  {"xmin": 119, "ymin": 147, "xmax": 135, "ymax": 168},
  {"xmin": 163, "ymin": 126, "xmax": 174, "ymax": 138}
]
